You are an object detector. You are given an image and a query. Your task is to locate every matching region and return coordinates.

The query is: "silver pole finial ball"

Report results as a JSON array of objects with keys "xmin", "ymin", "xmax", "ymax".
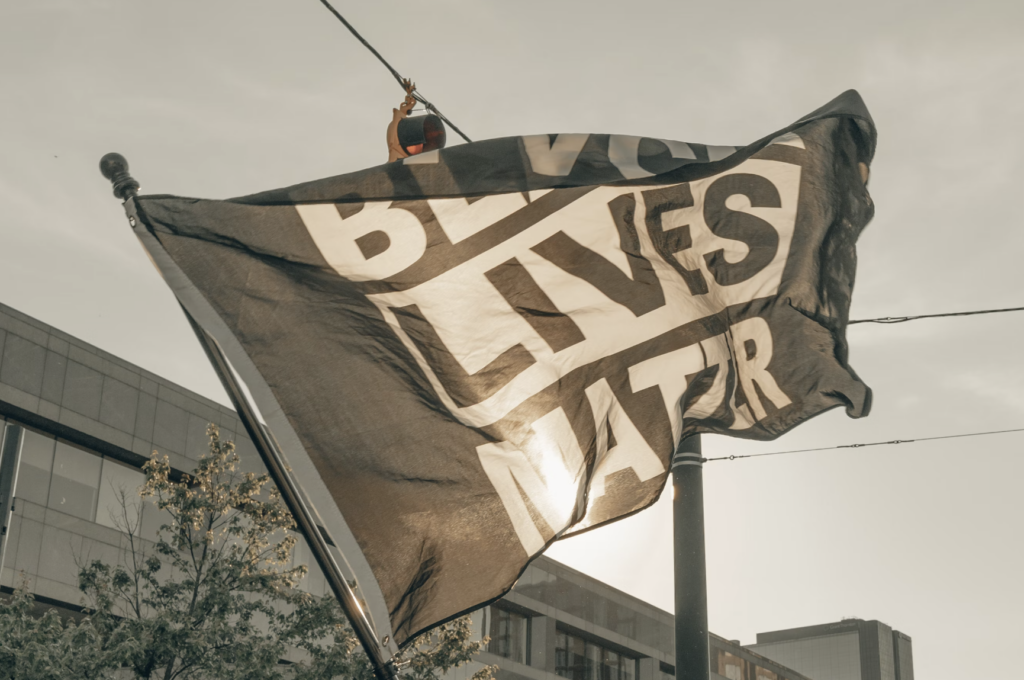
[{"xmin": 99, "ymin": 152, "xmax": 140, "ymax": 200}]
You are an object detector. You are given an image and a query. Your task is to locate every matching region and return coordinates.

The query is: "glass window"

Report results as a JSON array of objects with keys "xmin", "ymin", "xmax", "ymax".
[
  {"xmin": 15, "ymin": 428, "xmax": 55, "ymax": 506},
  {"xmin": 621, "ymin": 654, "xmax": 636, "ymax": 680},
  {"xmin": 556, "ymin": 631, "xmax": 567, "ymax": 675},
  {"xmin": 96, "ymin": 458, "xmax": 146, "ymax": 532},
  {"xmin": 556, "ymin": 630, "xmax": 589, "ymax": 680},
  {"xmin": 283, "ymin": 533, "xmax": 321, "ymax": 594},
  {"xmin": 877, "ymin": 625, "xmax": 896, "ymax": 680},
  {"xmin": 48, "ymin": 441, "xmax": 102, "ymax": 521},
  {"xmin": 595, "ymin": 647, "xmax": 614, "ymax": 680},
  {"xmin": 488, "ymin": 606, "xmax": 529, "ymax": 664},
  {"xmin": 515, "ymin": 567, "xmax": 651, "ymax": 649},
  {"xmin": 306, "ymin": 557, "xmax": 326, "ymax": 596},
  {"xmin": 717, "ymin": 651, "xmax": 745, "ymax": 680},
  {"xmin": 291, "ymin": 537, "xmax": 312, "ymax": 589},
  {"xmin": 556, "ymin": 630, "xmax": 634, "ymax": 680},
  {"xmin": 140, "ymin": 492, "xmax": 175, "ymax": 543},
  {"xmin": 599, "ymin": 648, "xmax": 635, "ymax": 680}
]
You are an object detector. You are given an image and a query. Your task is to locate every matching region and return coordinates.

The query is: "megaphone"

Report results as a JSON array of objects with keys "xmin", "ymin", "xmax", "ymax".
[{"xmin": 396, "ymin": 114, "xmax": 447, "ymax": 156}]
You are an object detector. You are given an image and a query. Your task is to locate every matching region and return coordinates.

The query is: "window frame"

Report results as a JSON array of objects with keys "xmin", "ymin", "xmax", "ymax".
[
  {"xmin": 48, "ymin": 439, "xmax": 103, "ymax": 522},
  {"xmin": 555, "ymin": 627, "xmax": 638, "ymax": 680},
  {"xmin": 487, "ymin": 604, "xmax": 531, "ymax": 665}
]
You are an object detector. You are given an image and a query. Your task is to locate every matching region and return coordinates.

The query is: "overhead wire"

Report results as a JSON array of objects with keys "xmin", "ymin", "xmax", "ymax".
[
  {"xmin": 704, "ymin": 427, "xmax": 1024, "ymax": 463},
  {"xmin": 706, "ymin": 305, "xmax": 1024, "ymax": 463},
  {"xmin": 317, "ymin": 0, "xmax": 472, "ymax": 143},
  {"xmin": 850, "ymin": 305, "xmax": 1024, "ymax": 325}
]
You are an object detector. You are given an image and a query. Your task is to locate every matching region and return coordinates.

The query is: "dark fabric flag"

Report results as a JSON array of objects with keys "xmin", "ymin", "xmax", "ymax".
[{"xmin": 128, "ymin": 90, "xmax": 875, "ymax": 651}]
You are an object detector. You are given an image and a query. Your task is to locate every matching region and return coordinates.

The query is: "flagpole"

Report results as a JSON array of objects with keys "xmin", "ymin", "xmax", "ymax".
[
  {"xmin": 672, "ymin": 434, "xmax": 709, "ymax": 680},
  {"xmin": 99, "ymin": 153, "xmax": 399, "ymax": 680},
  {"xmin": 184, "ymin": 314, "xmax": 400, "ymax": 680}
]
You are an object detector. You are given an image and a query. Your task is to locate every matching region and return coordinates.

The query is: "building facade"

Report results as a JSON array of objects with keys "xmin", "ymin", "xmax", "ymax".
[
  {"xmin": 470, "ymin": 556, "xmax": 815, "ymax": 680},
  {"xmin": 747, "ymin": 620, "xmax": 914, "ymax": 680},
  {"xmin": 0, "ymin": 300, "xmax": 334, "ymax": 618},
  {"xmin": 0, "ymin": 300, "xmax": 911, "ymax": 680}
]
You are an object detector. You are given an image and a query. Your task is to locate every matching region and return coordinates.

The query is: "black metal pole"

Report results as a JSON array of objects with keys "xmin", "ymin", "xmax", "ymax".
[
  {"xmin": 99, "ymin": 153, "xmax": 399, "ymax": 680},
  {"xmin": 672, "ymin": 434, "xmax": 709, "ymax": 680}
]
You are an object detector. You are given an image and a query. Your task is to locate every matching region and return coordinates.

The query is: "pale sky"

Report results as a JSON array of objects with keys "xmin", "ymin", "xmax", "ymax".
[{"xmin": 2, "ymin": 2, "xmax": 1023, "ymax": 678}]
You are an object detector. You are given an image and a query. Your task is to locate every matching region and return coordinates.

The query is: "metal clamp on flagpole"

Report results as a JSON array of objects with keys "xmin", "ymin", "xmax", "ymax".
[
  {"xmin": 671, "ymin": 444, "xmax": 707, "ymax": 470},
  {"xmin": 99, "ymin": 153, "xmax": 400, "ymax": 680}
]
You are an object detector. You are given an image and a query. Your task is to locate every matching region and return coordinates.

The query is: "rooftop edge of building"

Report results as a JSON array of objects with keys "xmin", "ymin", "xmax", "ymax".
[
  {"xmin": 0, "ymin": 300, "xmax": 235, "ymax": 419},
  {"xmin": 754, "ymin": 618, "xmax": 912, "ymax": 645},
  {"xmin": 709, "ymin": 633, "xmax": 815, "ymax": 680},
  {"xmin": 0, "ymin": 299, "xmax": 261, "ymax": 476},
  {"xmin": 528, "ymin": 554, "xmax": 675, "ymax": 625}
]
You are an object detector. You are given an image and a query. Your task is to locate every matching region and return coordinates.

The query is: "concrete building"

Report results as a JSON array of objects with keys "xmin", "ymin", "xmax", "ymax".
[
  {"xmin": 472, "ymin": 556, "xmax": 814, "ymax": 680},
  {"xmin": 0, "ymin": 300, "xmax": 335, "ymax": 618},
  {"xmin": 746, "ymin": 620, "xmax": 914, "ymax": 680},
  {"xmin": 0, "ymin": 300, "xmax": 910, "ymax": 680}
]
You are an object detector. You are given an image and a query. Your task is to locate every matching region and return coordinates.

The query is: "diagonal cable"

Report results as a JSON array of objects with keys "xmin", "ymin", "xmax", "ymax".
[{"xmin": 317, "ymin": 0, "xmax": 472, "ymax": 143}]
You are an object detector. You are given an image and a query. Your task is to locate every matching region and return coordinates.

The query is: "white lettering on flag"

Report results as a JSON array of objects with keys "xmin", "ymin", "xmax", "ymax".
[
  {"xmin": 296, "ymin": 202, "xmax": 426, "ymax": 281},
  {"xmin": 628, "ymin": 344, "xmax": 706, "ymax": 441},
  {"xmin": 296, "ymin": 148, "xmax": 803, "ymax": 553},
  {"xmin": 607, "ymin": 135, "xmax": 655, "ymax": 179},
  {"xmin": 522, "ymin": 134, "xmax": 589, "ymax": 176},
  {"xmin": 476, "ymin": 407, "xmax": 586, "ymax": 555},
  {"xmin": 359, "ymin": 156, "xmax": 800, "ymax": 429},
  {"xmin": 583, "ymin": 378, "xmax": 665, "ymax": 498},
  {"xmin": 478, "ymin": 321, "xmax": 792, "ymax": 552},
  {"xmin": 730, "ymin": 317, "xmax": 792, "ymax": 420},
  {"xmin": 428, "ymin": 193, "xmax": 529, "ymax": 244}
]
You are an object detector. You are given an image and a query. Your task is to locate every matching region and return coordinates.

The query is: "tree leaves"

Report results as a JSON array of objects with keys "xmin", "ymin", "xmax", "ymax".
[{"xmin": 1, "ymin": 425, "xmax": 492, "ymax": 680}]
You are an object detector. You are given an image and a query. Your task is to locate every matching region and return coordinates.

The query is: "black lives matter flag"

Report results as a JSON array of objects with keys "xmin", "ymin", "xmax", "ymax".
[{"xmin": 129, "ymin": 90, "xmax": 875, "ymax": 650}]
